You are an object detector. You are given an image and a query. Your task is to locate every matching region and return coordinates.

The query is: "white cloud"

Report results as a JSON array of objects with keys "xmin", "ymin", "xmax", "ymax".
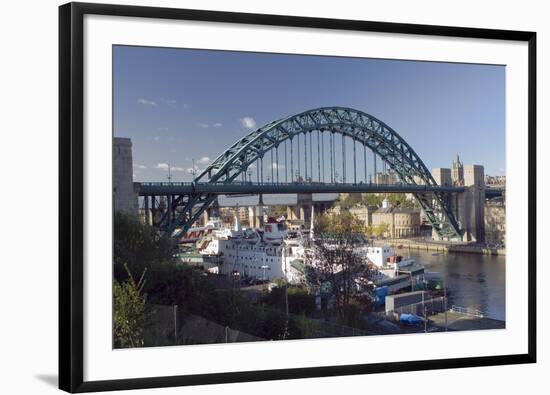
[
  {"xmin": 137, "ymin": 98, "xmax": 157, "ymax": 106},
  {"xmin": 240, "ymin": 116, "xmax": 256, "ymax": 130},
  {"xmin": 164, "ymin": 99, "xmax": 177, "ymax": 106},
  {"xmin": 198, "ymin": 123, "xmax": 209, "ymax": 129},
  {"xmin": 133, "ymin": 164, "xmax": 147, "ymax": 169},
  {"xmin": 271, "ymin": 163, "xmax": 285, "ymax": 169},
  {"xmin": 197, "ymin": 156, "xmax": 210, "ymax": 165},
  {"xmin": 187, "ymin": 166, "xmax": 205, "ymax": 176},
  {"xmin": 153, "ymin": 136, "xmax": 160, "ymax": 141},
  {"xmin": 156, "ymin": 163, "xmax": 187, "ymax": 172},
  {"xmin": 213, "ymin": 123, "xmax": 223, "ymax": 127}
]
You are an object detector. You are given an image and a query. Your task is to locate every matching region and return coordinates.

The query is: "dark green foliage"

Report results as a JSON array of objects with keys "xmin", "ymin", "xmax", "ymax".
[
  {"xmin": 113, "ymin": 212, "xmax": 172, "ymax": 283},
  {"xmin": 386, "ymin": 193, "xmax": 419, "ymax": 208},
  {"xmin": 269, "ymin": 205, "xmax": 288, "ymax": 218},
  {"xmin": 262, "ymin": 285, "xmax": 316, "ymax": 315},
  {"xmin": 112, "ymin": 212, "xmax": 335, "ymax": 343},
  {"xmin": 355, "ymin": 193, "xmax": 420, "ymax": 209}
]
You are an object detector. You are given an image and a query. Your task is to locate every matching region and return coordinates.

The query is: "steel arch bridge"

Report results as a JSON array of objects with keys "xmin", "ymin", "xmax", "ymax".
[{"xmin": 150, "ymin": 107, "xmax": 462, "ymax": 240}]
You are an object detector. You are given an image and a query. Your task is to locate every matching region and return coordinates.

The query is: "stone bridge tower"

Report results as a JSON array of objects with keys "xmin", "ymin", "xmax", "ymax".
[
  {"xmin": 113, "ymin": 137, "xmax": 138, "ymax": 214},
  {"xmin": 431, "ymin": 164, "xmax": 485, "ymax": 242}
]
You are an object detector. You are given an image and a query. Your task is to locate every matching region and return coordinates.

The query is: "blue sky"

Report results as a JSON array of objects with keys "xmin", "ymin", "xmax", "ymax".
[{"xmin": 113, "ymin": 45, "xmax": 505, "ymax": 182}]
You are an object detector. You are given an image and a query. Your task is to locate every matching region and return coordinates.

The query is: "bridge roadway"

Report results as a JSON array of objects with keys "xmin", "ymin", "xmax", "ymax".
[
  {"xmin": 485, "ymin": 186, "xmax": 505, "ymax": 199},
  {"xmin": 137, "ymin": 181, "xmax": 465, "ymax": 196}
]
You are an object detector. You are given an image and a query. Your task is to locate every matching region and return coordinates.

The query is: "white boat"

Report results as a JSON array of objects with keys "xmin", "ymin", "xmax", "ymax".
[
  {"xmin": 194, "ymin": 210, "xmax": 306, "ymax": 283},
  {"xmin": 363, "ymin": 245, "xmax": 427, "ymax": 294},
  {"xmin": 175, "ymin": 217, "xmax": 224, "ymax": 244}
]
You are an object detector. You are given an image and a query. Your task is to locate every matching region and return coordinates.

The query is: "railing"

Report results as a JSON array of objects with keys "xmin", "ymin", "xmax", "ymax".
[
  {"xmin": 140, "ymin": 181, "xmax": 195, "ymax": 186},
  {"xmin": 450, "ymin": 305, "xmax": 484, "ymax": 318},
  {"xmin": 137, "ymin": 181, "xmax": 465, "ymax": 195},
  {"xmin": 139, "ymin": 181, "xmax": 413, "ymax": 187}
]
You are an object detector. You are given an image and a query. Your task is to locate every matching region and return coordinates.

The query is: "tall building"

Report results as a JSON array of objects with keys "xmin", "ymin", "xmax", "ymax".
[
  {"xmin": 113, "ymin": 137, "xmax": 138, "ymax": 214},
  {"xmin": 374, "ymin": 170, "xmax": 397, "ymax": 185},
  {"xmin": 432, "ymin": 168, "xmax": 452, "ymax": 187},
  {"xmin": 452, "ymin": 153, "xmax": 464, "ymax": 186}
]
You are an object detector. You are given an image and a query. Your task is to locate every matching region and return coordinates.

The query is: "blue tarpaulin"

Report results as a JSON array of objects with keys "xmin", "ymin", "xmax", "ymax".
[
  {"xmin": 374, "ymin": 286, "xmax": 389, "ymax": 306},
  {"xmin": 400, "ymin": 313, "xmax": 423, "ymax": 325}
]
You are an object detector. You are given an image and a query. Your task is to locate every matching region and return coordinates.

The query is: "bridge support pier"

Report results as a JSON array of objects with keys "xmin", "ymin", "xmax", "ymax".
[
  {"xmin": 248, "ymin": 206, "xmax": 265, "ymax": 229},
  {"xmin": 167, "ymin": 195, "xmax": 172, "ymax": 227},
  {"xmin": 430, "ymin": 165, "xmax": 485, "ymax": 242},
  {"xmin": 456, "ymin": 165, "xmax": 485, "ymax": 242},
  {"xmin": 144, "ymin": 195, "xmax": 153, "ymax": 226},
  {"xmin": 298, "ymin": 194, "xmax": 313, "ymax": 229},
  {"xmin": 150, "ymin": 195, "xmax": 155, "ymax": 225}
]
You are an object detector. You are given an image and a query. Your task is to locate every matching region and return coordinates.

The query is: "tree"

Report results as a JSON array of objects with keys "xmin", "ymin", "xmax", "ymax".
[
  {"xmin": 113, "ymin": 212, "xmax": 172, "ymax": 283},
  {"xmin": 361, "ymin": 194, "xmax": 383, "ymax": 207},
  {"xmin": 113, "ymin": 264, "xmax": 147, "ymax": 348},
  {"xmin": 269, "ymin": 205, "xmax": 288, "ymax": 218},
  {"xmin": 386, "ymin": 193, "xmax": 419, "ymax": 208},
  {"xmin": 373, "ymin": 222, "xmax": 390, "ymax": 238},
  {"xmin": 262, "ymin": 285, "xmax": 316, "ymax": 315},
  {"xmin": 315, "ymin": 211, "xmax": 365, "ymax": 234},
  {"xmin": 337, "ymin": 194, "xmax": 363, "ymax": 211},
  {"xmin": 306, "ymin": 212, "xmax": 369, "ymax": 324},
  {"xmin": 364, "ymin": 225, "xmax": 374, "ymax": 238}
]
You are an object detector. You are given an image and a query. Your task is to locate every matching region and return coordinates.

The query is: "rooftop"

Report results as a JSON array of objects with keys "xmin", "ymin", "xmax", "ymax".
[{"xmin": 374, "ymin": 207, "xmax": 421, "ymax": 214}]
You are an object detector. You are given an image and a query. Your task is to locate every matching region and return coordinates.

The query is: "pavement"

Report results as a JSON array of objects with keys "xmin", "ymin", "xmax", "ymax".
[{"xmin": 429, "ymin": 311, "xmax": 505, "ymax": 331}]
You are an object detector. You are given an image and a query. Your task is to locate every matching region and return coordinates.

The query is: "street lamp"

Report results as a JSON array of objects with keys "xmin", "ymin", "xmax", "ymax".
[{"xmin": 187, "ymin": 159, "xmax": 198, "ymax": 181}]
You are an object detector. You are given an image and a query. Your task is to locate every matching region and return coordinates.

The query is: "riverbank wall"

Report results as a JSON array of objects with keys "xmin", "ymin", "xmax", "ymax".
[{"xmin": 373, "ymin": 239, "xmax": 505, "ymax": 256}]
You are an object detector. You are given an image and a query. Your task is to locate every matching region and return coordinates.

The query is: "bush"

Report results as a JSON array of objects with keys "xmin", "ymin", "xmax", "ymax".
[{"xmin": 113, "ymin": 265, "xmax": 147, "ymax": 348}]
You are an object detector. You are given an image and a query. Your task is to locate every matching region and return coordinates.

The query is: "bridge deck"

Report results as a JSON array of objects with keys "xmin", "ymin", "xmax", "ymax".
[{"xmin": 137, "ymin": 182, "xmax": 465, "ymax": 196}]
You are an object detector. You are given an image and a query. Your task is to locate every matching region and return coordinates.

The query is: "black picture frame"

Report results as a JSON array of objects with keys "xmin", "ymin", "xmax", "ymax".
[{"xmin": 59, "ymin": 2, "xmax": 537, "ymax": 393}]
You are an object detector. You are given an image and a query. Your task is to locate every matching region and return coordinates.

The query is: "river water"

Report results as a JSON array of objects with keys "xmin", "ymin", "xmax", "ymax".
[{"xmin": 394, "ymin": 248, "xmax": 506, "ymax": 321}]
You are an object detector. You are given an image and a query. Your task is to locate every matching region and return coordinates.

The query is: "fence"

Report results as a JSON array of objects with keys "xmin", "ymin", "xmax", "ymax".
[
  {"xmin": 140, "ymin": 303, "xmax": 377, "ymax": 347},
  {"xmin": 142, "ymin": 304, "xmax": 263, "ymax": 347},
  {"xmin": 385, "ymin": 296, "xmax": 446, "ymax": 317},
  {"xmin": 450, "ymin": 305, "xmax": 484, "ymax": 317},
  {"xmin": 301, "ymin": 318, "xmax": 375, "ymax": 338}
]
